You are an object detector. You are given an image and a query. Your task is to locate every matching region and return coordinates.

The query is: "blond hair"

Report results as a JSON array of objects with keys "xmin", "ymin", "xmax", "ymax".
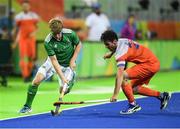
[{"xmin": 49, "ymin": 18, "xmax": 63, "ymax": 33}]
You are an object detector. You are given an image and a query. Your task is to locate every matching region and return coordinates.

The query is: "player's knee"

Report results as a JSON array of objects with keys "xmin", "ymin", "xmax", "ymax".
[
  {"xmin": 32, "ymin": 72, "xmax": 45, "ymax": 86},
  {"xmin": 32, "ymin": 78, "xmax": 41, "ymax": 86},
  {"xmin": 132, "ymin": 86, "xmax": 139, "ymax": 94},
  {"xmin": 122, "ymin": 79, "xmax": 128, "ymax": 87}
]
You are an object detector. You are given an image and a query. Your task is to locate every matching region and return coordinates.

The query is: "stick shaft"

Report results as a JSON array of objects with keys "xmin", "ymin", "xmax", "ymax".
[{"xmin": 54, "ymin": 99, "xmax": 110, "ymax": 106}]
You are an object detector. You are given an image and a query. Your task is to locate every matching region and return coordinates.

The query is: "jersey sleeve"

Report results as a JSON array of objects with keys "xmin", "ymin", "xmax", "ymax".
[
  {"xmin": 116, "ymin": 60, "xmax": 126, "ymax": 67},
  {"xmin": 114, "ymin": 39, "xmax": 129, "ymax": 68},
  {"xmin": 44, "ymin": 42, "xmax": 55, "ymax": 56},
  {"xmin": 71, "ymin": 30, "xmax": 80, "ymax": 45},
  {"xmin": 115, "ymin": 54, "xmax": 126, "ymax": 68}
]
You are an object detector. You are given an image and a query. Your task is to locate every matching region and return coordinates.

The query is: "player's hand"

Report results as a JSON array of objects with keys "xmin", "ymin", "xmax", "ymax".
[
  {"xmin": 58, "ymin": 97, "xmax": 63, "ymax": 102},
  {"xmin": 62, "ymin": 78, "xmax": 69, "ymax": 85},
  {"xmin": 103, "ymin": 52, "xmax": 113, "ymax": 59},
  {"xmin": 70, "ymin": 60, "xmax": 76, "ymax": 70},
  {"xmin": 110, "ymin": 95, "xmax": 117, "ymax": 102}
]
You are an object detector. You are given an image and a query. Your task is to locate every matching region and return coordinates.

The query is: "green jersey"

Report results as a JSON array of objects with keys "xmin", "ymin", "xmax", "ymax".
[{"xmin": 44, "ymin": 28, "xmax": 80, "ymax": 67}]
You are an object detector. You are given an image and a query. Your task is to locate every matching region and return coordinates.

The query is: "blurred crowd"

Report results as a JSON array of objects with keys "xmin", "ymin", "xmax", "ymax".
[{"xmin": 0, "ymin": 0, "xmax": 179, "ymax": 82}]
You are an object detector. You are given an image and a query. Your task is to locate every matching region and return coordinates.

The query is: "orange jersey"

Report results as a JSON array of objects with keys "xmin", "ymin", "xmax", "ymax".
[
  {"xmin": 115, "ymin": 39, "xmax": 159, "ymax": 70},
  {"xmin": 15, "ymin": 11, "xmax": 39, "ymax": 38}
]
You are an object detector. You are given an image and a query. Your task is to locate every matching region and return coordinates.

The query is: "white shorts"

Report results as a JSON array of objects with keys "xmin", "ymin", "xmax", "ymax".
[{"xmin": 37, "ymin": 58, "xmax": 75, "ymax": 88}]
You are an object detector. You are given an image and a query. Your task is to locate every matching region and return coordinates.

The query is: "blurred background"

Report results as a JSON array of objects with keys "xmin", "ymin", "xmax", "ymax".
[{"xmin": 0, "ymin": 0, "xmax": 180, "ymax": 119}]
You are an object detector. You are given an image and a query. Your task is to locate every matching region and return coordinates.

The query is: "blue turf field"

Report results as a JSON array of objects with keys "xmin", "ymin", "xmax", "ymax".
[{"xmin": 0, "ymin": 92, "xmax": 180, "ymax": 128}]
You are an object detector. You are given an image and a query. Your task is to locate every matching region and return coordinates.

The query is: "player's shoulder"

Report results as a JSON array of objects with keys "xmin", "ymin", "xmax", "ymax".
[
  {"xmin": 44, "ymin": 33, "xmax": 53, "ymax": 43},
  {"xmin": 29, "ymin": 11, "xmax": 39, "ymax": 18},
  {"xmin": 15, "ymin": 11, "xmax": 38, "ymax": 20},
  {"xmin": 15, "ymin": 12, "xmax": 24, "ymax": 19},
  {"xmin": 62, "ymin": 28, "xmax": 73, "ymax": 34},
  {"xmin": 118, "ymin": 38, "xmax": 129, "ymax": 44},
  {"xmin": 86, "ymin": 13, "xmax": 96, "ymax": 19}
]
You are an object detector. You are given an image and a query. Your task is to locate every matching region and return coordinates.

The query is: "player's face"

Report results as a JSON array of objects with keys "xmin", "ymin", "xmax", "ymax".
[
  {"xmin": 49, "ymin": 22, "xmax": 63, "ymax": 36},
  {"xmin": 22, "ymin": 3, "xmax": 30, "ymax": 12},
  {"xmin": 104, "ymin": 40, "xmax": 117, "ymax": 52},
  {"xmin": 52, "ymin": 31, "xmax": 62, "ymax": 40}
]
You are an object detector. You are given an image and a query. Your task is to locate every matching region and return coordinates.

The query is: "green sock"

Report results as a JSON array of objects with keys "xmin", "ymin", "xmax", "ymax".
[{"xmin": 24, "ymin": 85, "xmax": 38, "ymax": 108}]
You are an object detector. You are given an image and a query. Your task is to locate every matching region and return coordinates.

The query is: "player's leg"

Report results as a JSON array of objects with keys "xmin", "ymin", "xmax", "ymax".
[
  {"xmin": 132, "ymin": 79, "xmax": 171, "ymax": 109},
  {"xmin": 130, "ymin": 62, "xmax": 170, "ymax": 109},
  {"xmin": 19, "ymin": 38, "xmax": 30, "ymax": 82},
  {"xmin": 120, "ymin": 74, "xmax": 141, "ymax": 114},
  {"xmin": 19, "ymin": 72, "xmax": 45, "ymax": 114},
  {"xmin": 119, "ymin": 64, "xmax": 151, "ymax": 114},
  {"xmin": 131, "ymin": 77, "xmax": 161, "ymax": 97},
  {"xmin": 19, "ymin": 58, "xmax": 54, "ymax": 113},
  {"xmin": 27, "ymin": 37, "xmax": 36, "ymax": 79}
]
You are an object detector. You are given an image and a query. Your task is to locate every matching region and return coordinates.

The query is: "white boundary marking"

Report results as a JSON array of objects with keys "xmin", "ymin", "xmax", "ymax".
[
  {"xmin": 0, "ymin": 91, "xmax": 179, "ymax": 121},
  {"xmin": 0, "ymin": 98, "xmax": 139, "ymax": 121}
]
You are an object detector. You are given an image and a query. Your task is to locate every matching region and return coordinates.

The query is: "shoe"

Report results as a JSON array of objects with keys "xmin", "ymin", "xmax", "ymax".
[
  {"xmin": 120, "ymin": 103, "xmax": 141, "ymax": 114},
  {"xmin": 24, "ymin": 77, "xmax": 31, "ymax": 83},
  {"xmin": 19, "ymin": 106, "xmax": 32, "ymax": 114},
  {"xmin": 24, "ymin": 76, "xmax": 32, "ymax": 83},
  {"xmin": 160, "ymin": 92, "xmax": 171, "ymax": 109}
]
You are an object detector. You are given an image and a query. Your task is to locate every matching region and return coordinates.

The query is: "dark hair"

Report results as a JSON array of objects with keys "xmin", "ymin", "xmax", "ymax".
[
  {"xmin": 23, "ymin": 0, "xmax": 29, "ymax": 3},
  {"xmin": 100, "ymin": 30, "xmax": 118, "ymax": 42}
]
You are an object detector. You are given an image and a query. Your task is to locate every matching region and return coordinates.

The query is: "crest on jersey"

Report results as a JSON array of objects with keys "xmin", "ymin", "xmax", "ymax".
[{"xmin": 54, "ymin": 44, "xmax": 57, "ymax": 48}]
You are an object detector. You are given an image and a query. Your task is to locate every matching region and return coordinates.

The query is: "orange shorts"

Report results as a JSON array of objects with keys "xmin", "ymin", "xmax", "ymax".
[
  {"xmin": 126, "ymin": 62, "xmax": 160, "ymax": 87},
  {"xmin": 19, "ymin": 37, "xmax": 36, "ymax": 60}
]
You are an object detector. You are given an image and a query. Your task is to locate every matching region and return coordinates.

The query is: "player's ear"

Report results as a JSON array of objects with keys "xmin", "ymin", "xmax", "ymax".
[{"xmin": 112, "ymin": 40, "xmax": 117, "ymax": 45}]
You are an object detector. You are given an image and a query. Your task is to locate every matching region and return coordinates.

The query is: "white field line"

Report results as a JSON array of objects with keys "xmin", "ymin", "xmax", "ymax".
[{"xmin": 37, "ymin": 84, "xmax": 156, "ymax": 95}]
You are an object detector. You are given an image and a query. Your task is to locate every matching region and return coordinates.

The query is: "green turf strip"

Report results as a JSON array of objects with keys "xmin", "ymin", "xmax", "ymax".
[{"xmin": 0, "ymin": 71, "xmax": 180, "ymax": 119}]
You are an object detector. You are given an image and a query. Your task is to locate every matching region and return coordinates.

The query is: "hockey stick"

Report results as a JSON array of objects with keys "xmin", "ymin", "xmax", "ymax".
[
  {"xmin": 51, "ymin": 85, "xmax": 66, "ymax": 116},
  {"xmin": 53, "ymin": 99, "xmax": 112, "ymax": 106}
]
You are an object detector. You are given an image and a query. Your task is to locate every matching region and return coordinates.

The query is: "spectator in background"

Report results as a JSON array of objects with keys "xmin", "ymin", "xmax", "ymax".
[
  {"xmin": 85, "ymin": 2, "xmax": 110, "ymax": 41},
  {"xmin": 0, "ymin": 10, "xmax": 15, "ymax": 39},
  {"xmin": 12, "ymin": 1, "xmax": 39, "ymax": 82},
  {"xmin": 120, "ymin": 14, "xmax": 136, "ymax": 40}
]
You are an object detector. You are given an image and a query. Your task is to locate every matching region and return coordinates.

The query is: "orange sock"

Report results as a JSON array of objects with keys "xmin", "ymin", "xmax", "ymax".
[
  {"xmin": 135, "ymin": 86, "xmax": 160, "ymax": 97},
  {"xmin": 122, "ymin": 84, "xmax": 135, "ymax": 103}
]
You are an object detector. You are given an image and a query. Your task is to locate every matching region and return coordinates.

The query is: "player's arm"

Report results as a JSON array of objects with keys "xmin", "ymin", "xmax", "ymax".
[
  {"xmin": 49, "ymin": 55, "xmax": 67, "ymax": 116},
  {"xmin": 70, "ymin": 30, "xmax": 82, "ymax": 70},
  {"xmin": 103, "ymin": 51, "xmax": 114, "ymax": 59},
  {"xmin": 11, "ymin": 23, "xmax": 19, "ymax": 49},
  {"xmin": 44, "ymin": 39, "xmax": 68, "ymax": 84},
  {"xmin": 111, "ymin": 66, "xmax": 125, "ymax": 102},
  {"xmin": 70, "ymin": 41, "xmax": 82, "ymax": 70},
  {"xmin": 49, "ymin": 55, "xmax": 68, "ymax": 84},
  {"xmin": 29, "ymin": 13, "xmax": 40, "ymax": 38}
]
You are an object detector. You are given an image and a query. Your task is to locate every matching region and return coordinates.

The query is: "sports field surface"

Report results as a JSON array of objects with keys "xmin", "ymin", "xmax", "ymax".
[{"xmin": 0, "ymin": 71, "xmax": 180, "ymax": 127}]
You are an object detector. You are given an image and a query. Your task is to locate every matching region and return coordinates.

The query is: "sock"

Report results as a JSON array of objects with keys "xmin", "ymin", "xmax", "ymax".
[
  {"xmin": 135, "ymin": 86, "xmax": 160, "ymax": 97},
  {"xmin": 122, "ymin": 83, "xmax": 135, "ymax": 103},
  {"xmin": 130, "ymin": 101, "xmax": 136, "ymax": 105},
  {"xmin": 24, "ymin": 85, "xmax": 38, "ymax": 108}
]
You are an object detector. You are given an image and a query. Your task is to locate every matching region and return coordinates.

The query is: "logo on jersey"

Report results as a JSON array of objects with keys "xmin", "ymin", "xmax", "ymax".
[{"xmin": 54, "ymin": 44, "xmax": 57, "ymax": 48}]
